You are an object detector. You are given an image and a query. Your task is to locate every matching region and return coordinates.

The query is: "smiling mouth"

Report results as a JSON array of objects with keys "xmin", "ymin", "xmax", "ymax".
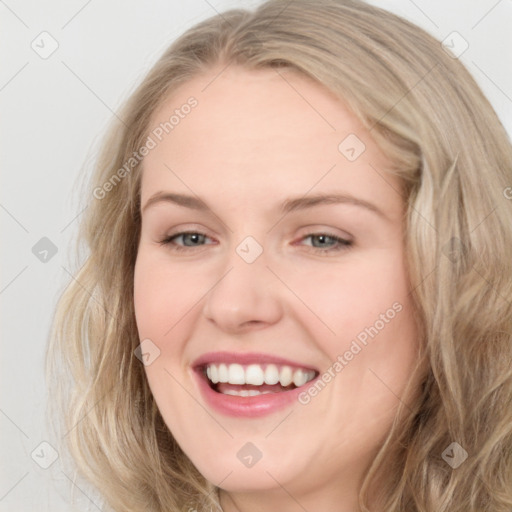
[{"xmin": 200, "ymin": 362, "xmax": 318, "ymax": 396}]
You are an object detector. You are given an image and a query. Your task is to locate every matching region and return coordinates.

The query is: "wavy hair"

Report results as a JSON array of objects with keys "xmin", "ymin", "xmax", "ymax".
[{"xmin": 45, "ymin": 0, "xmax": 512, "ymax": 510}]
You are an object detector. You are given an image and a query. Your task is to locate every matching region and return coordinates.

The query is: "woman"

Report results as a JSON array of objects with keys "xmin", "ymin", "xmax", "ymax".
[{"xmin": 46, "ymin": 0, "xmax": 512, "ymax": 511}]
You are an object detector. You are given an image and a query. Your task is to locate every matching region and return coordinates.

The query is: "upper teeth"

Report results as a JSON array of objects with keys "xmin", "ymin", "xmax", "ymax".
[{"xmin": 205, "ymin": 363, "xmax": 316, "ymax": 387}]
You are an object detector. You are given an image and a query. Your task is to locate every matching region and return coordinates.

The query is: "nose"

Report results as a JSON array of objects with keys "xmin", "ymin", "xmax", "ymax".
[{"xmin": 202, "ymin": 247, "xmax": 284, "ymax": 334}]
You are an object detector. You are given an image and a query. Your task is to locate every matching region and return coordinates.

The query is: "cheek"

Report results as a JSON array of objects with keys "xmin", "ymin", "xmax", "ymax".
[
  {"xmin": 282, "ymin": 251, "xmax": 412, "ymax": 345},
  {"xmin": 133, "ymin": 253, "xmax": 200, "ymax": 437},
  {"xmin": 133, "ymin": 251, "xmax": 206, "ymax": 338},
  {"xmin": 285, "ymin": 251, "xmax": 420, "ymax": 400}
]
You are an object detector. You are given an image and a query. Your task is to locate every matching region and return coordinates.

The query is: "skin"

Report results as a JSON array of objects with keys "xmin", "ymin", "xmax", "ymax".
[{"xmin": 134, "ymin": 65, "xmax": 421, "ymax": 512}]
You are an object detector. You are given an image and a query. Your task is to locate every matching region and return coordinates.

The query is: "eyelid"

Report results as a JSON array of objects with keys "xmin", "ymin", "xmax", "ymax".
[
  {"xmin": 294, "ymin": 224, "xmax": 354, "ymax": 242},
  {"xmin": 293, "ymin": 232, "xmax": 353, "ymax": 253},
  {"xmin": 160, "ymin": 223, "xmax": 217, "ymax": 239}
]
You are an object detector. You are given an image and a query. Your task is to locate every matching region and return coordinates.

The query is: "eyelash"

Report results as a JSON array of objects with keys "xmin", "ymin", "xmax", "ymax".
[{"xmin": 158, "ymin": 231, "xmax": 353, "ymax": 254}]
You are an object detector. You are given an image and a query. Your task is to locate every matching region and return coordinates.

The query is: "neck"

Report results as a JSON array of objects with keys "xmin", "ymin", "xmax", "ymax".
[{"xmin": 218, "ymin": 472, "xmax": 370, "ymax": 512}]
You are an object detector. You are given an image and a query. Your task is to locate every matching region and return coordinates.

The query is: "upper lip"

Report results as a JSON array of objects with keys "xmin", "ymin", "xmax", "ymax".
[{"xmin": 192, "ymin": 351, "xmax": 319, "ymax": 371}]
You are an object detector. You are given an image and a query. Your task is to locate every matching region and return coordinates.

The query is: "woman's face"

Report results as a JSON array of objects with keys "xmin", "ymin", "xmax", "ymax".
[{"xmin": 134, "ymin": 66, "xmax": 420, "ymax": 509}]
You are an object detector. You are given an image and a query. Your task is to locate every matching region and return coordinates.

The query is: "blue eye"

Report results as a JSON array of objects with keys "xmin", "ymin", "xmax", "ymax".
[
  {"xmin": 173, "ymin": 233, "xmax": 207, "ymax": 246},
  {"xmin": 300, "ymin": 233, "xmax": 352, "ymax": 253},
  {"xmin": 159, "ymin": 231, "xmax": 352, "ymax": 254},
  {"xmin": 159, "ymin": 231, "xmax": 213, "ymax": 251}
]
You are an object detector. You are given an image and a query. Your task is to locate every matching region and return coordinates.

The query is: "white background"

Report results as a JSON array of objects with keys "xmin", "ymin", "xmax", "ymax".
[{"xmin": 1, "ymin": 0, "xmax": 511, "ymax": 510}]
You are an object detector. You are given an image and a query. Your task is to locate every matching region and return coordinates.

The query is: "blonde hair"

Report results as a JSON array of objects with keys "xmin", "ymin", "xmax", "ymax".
[{"xmin": 45, "ymin": 0, "xmax": 512, "ymax": 510}]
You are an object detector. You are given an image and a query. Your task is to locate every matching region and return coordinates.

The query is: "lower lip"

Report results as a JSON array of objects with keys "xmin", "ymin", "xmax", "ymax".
[{"xmin": 193, "ymin": 369, "xmax": 316, "ymax": 417}]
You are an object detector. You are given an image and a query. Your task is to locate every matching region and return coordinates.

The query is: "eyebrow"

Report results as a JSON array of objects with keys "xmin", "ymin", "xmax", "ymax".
[{"xmin": 141, "ymin": 191, "xmax": 388, "ymax": 219}]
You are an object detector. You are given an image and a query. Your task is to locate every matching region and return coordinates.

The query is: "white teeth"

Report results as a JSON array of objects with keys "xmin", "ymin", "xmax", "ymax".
[
  {"xmin": 218, "ymin": 363, "xmax": 229, "ymax": 383},
  {"xmin": 208, "ymin": 365, "xmax": 219, "ymax": 384},
  {"xmin": 204, "ymin": 363, "xmax": 316, "ymax": 388},
  {"xmin": 279, "ymin": 366, "xmax": 293, "ymax": 387},
  {"xmin": 264, "ymin": 364, "xmax": 280, "ymax": 385},
  {"xmin": 222, "ymin": 389, "xmax": 274, "ymax": 397},
  {"xmin": 246, "ymin": 364, "xmax": 265, "ymax": 385},
  {"xmin": 293, "ymin": 369, "xmax": 308, "ymax": 387},
  {"xmin": 227, "ymin": 363, "xmax": 245, "ymax": 385}
]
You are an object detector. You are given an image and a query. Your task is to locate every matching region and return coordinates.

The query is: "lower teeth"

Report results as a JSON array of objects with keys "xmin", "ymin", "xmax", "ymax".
[{"xmin": 222, "ymin": 389, "xmax": 275, "ymax": 397}]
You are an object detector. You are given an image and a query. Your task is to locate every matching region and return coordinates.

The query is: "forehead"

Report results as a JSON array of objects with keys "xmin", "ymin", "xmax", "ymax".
[{"xmin": 141, "ymin": 65, "xmax": 399, "ymax": 211}]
